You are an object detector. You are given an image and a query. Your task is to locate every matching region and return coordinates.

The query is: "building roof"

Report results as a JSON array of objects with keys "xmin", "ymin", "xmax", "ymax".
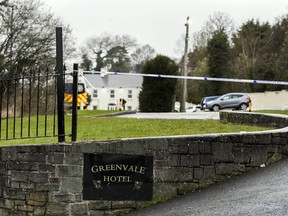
[{"xmin": 83, "ymin": 73, "xmax": 143, "ymax": 89}]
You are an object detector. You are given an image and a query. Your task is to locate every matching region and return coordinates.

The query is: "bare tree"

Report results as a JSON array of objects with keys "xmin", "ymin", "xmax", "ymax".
[
  {"xmin": 85, "ymin": 32, "xmax": 138, "ymax": 71},
  {"xmin": 86, "ymin": 32, "xmax": 114, "ymax": 56},
  {"xmin": 0, "ymin": 0, "xmax": 75, "ymax": 75},
  {"xmin": 0, "ymin": 0, "xmax": 8, "ymax": 5},
  {"xmin": 205, "ymin": 11, "xmax": 235, "ymax": 35},
  {"xmin": 193, "ymin": 11, "xmax": 235, "ymax": 48},
  {"xmin": 114, "ymin": 34, "xmax": 137, "ymax": 51},
  {"xmin": 131, "ymin": 44, "xmax": 156, "ymax": 73},
  {"xmin": 86, "ymin": 32, "xmax": 114, "ymax": 71},
  {"xmin": 174, "ymin": 34, "xmax": 186, "ymax": 59},
  {"xmin": 0, "ymin": 0, "xmax": 9, "ymax": 17}
]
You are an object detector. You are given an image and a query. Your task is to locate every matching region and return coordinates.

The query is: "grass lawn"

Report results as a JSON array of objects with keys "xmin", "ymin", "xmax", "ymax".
[
  {"xmin": 0, "ymin": 110, "xmax": 278, "ymax": 146},
  {"xmin": 254, "ymin": 110, "xmax": 288, "ymax": 115}
]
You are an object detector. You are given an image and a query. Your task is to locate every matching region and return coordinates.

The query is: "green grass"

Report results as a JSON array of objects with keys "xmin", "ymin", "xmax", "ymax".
[
  {"xmin": 0, "ymin": 110, "xmax": 275, "ymax": 146},
  {"xmin": 255, "ymin": 110, "xmax": 288, "ymax": 115},
  {"xmin": 76, "ymin": 117, "xmax": 272, "ymax": 141},
  {"xmin": 77, "ymin": 110, "xmax": 121, "ymax": 116}
]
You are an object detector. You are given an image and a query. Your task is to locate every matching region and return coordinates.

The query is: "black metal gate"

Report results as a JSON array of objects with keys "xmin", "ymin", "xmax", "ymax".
[
  {"xmin": 0, "ymin": 27, "xmax": 77, "ymax": 143},
  {"xmin": 0, "ymin": 66, "xmax": 58, "ymax": 140}
]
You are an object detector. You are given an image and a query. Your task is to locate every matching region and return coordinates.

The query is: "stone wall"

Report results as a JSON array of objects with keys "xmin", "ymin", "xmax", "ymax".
[
  {"xmin": 0, "ymin": 112, "xmax": 288, "ymax": 216},
  {"xmin": 220, "ymin": 110, "xmax": 288, "ymax": 128}
]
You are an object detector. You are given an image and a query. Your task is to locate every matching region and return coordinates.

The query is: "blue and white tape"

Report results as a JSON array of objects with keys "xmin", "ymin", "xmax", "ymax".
[{"xmin": 82, "ymin": 71, "xmax": 288, "ymax": 86}]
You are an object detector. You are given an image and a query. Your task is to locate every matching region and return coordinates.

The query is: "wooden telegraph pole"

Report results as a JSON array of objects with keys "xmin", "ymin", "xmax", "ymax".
[{"xmin": 180, "ymin": 17, "xmax": 189, "ymax": 112}]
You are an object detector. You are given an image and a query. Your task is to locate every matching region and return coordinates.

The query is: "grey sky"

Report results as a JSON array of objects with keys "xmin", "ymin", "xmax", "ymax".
[{"xmin": 44, "ymin": 0, "xmax": 288, "ymax": 58}]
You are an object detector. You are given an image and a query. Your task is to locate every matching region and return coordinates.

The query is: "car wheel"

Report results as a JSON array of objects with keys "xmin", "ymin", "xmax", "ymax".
[
  {"xmin": 240, "ymin": 103, "xmax": 248, "ymax": 110},
  {"xmin": 212, "ymin": 105, "xmax": 220, "ymax": 112}
]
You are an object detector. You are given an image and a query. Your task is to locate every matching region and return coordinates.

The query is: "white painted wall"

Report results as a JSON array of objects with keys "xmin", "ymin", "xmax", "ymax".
[
  {"xmin": 248, "ymin": 90, "xmax": 288, "ymax": 110},
  {"xmin": 87, "ymin": 87, "xmax": 141, "ymax": 111}
]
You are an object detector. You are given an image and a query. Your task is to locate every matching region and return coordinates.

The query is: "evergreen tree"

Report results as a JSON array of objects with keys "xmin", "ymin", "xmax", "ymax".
[
  {"xmin": 80, "ymin": 54, "xmax": 93, "ymax": 71},
  {"xmin": 271, "ymin": 15, "xmax": 288, "ymax": 91},
  {"xmin": 206, "ymin": 29, "xmax": 230, "ymax": 95},
  {"xmin": 104, "ymin": 46, "xmax": 131, "ymax": 72},
  {"xmin": 231, "ymin": 19, "xmax": 274, "ymax": 92},
  {"xmin": 139, "ymin": 55, "xmax": 178, "ymax": 112}
]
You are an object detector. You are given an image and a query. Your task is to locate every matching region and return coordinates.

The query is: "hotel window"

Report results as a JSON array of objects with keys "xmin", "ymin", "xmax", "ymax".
[
  {"xmin": 110, "ymin": 90, "xmax": 115, "ymax": 98},
  {"xmin": 93, "ymin": 90, "xmax": 98, "ymax": 98},
  {"xmin": 128, "ymin": 90, "xmax": 132, "ymax": 98}
]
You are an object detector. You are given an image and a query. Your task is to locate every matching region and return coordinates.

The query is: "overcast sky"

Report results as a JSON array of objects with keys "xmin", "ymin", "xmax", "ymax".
[{"xmin": 43, "ymin": 0, "xmax": 288, "ymax": 58}]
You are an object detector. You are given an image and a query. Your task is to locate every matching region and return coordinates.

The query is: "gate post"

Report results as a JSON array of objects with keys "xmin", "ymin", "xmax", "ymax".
[
  {"xmin": 56, "ymin": 27, "xmax": 65, "ymax": 142},
  {"xmin": 71, "ymin": 64, "xmax": 78, "ymax": 141}
]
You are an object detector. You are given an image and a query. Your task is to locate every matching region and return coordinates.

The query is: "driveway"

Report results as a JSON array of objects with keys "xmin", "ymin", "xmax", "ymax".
[
  {"xmin": 117, "ymin": 111, "xmax": 220, "ymax": 120},
  {"xmin": 127, "ymin": 158, "xmax": 288, "ymax": 216}
]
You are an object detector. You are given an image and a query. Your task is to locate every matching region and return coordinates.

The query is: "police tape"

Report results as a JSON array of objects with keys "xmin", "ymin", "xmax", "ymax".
[
  {"xmin": 81, "ymin": 75, "xmax": 96, "ymax": 90},
  {"xmin": 82, "ymin": 71, "xmax": 288, "ymax": 86}
]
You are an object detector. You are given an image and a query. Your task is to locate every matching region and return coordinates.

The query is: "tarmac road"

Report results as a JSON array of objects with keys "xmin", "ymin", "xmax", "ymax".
[{"xmin": 127, "ymin": 158, "xmax": 288, "ymax": 216}]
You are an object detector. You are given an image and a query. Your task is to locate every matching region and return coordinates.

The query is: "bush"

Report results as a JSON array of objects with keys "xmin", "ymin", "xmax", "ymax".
[{"xmin": 139, "ymin": 55, "xmax": 178, "ymax": 112}]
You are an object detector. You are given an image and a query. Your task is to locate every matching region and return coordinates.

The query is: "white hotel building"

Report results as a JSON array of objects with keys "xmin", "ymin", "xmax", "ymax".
[{"xmin": 84, "ymin": 73, "xmax": 143, "ymax": 111}]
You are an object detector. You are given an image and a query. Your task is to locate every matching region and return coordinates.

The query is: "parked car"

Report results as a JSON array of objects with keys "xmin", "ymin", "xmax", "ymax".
[
  {"xmin": 206, "ymin": 93, "xmax": 251, "ymax": 112},
  {"xmin": 200, "ymin": 96, "xmax": 220, "ymax": 110},
  {"xmin": 186, "ymin": 105, "xmax": 201, "ymax": 113},
  {"xmin": 174, "ymin": 105, "xmax": 200, "ymax": 113}
]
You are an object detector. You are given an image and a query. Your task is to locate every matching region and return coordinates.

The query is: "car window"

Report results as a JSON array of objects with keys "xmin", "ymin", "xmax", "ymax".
[
  {"xmin": 208, "ymin": 97, "xmax": 217, "ymax": 101},
  {"xmin": 222, "ymin": 95, "xmax": 231, "ymax": 100},
  {"xmin": 232, "ymin": 94, "xmax": 242, "ymax": 99}
]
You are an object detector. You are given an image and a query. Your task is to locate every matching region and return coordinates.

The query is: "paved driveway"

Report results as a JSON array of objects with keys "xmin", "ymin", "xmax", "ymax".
[
  {"xmin": 117, "ymin": 111, "xmax": 220, "ymax": 120},
  {"xmin": 128, "ymin": 158, "xmax": 288, "ymax": 216}
]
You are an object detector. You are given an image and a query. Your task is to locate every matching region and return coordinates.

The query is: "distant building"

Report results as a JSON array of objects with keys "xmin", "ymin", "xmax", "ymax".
[{"xmin": 84, "ymin": 73, "xmax": 143, "ymax": 111}]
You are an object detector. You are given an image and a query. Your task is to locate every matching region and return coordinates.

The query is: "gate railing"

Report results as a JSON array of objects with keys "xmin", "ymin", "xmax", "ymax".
[
  {"xmin": 0, "ymin": 27, "xmax": 77, "ymax": 143},
  {"xmin": 0, "ymin": 65, "xmax": 79, "ymax": 143},
  {"xmin": 0, "ymin": 67, "xmax": 59, "ymax": 140}
]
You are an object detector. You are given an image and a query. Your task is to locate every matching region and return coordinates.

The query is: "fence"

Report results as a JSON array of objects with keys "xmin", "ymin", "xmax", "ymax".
[
  {"xmin": 0, "ymin": 67, "xmax": 58, "ymax": 140},
  {"xmin": 0, "ymin": 66, "xmax": 79, "ymax": 143},
  {"xmin": 0, "ymin": 27, "xmax": 77, "ymax": 143}
]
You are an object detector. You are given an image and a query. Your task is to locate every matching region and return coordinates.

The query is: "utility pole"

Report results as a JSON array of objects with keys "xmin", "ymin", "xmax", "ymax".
[{"xmin": 180, "ymin": 17, "xmax": 189, "ymax": 112}]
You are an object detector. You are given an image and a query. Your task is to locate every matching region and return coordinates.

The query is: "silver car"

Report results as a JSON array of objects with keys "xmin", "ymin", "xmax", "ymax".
[{"xmin": 206, "ymin": 93, "xmax": 251, "ymax": 112}]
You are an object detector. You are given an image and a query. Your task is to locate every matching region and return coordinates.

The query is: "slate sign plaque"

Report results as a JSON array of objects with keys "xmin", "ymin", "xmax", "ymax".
[{"xmin": 83, "ymin": 153, "xmax": 153, "ymax": 201}]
